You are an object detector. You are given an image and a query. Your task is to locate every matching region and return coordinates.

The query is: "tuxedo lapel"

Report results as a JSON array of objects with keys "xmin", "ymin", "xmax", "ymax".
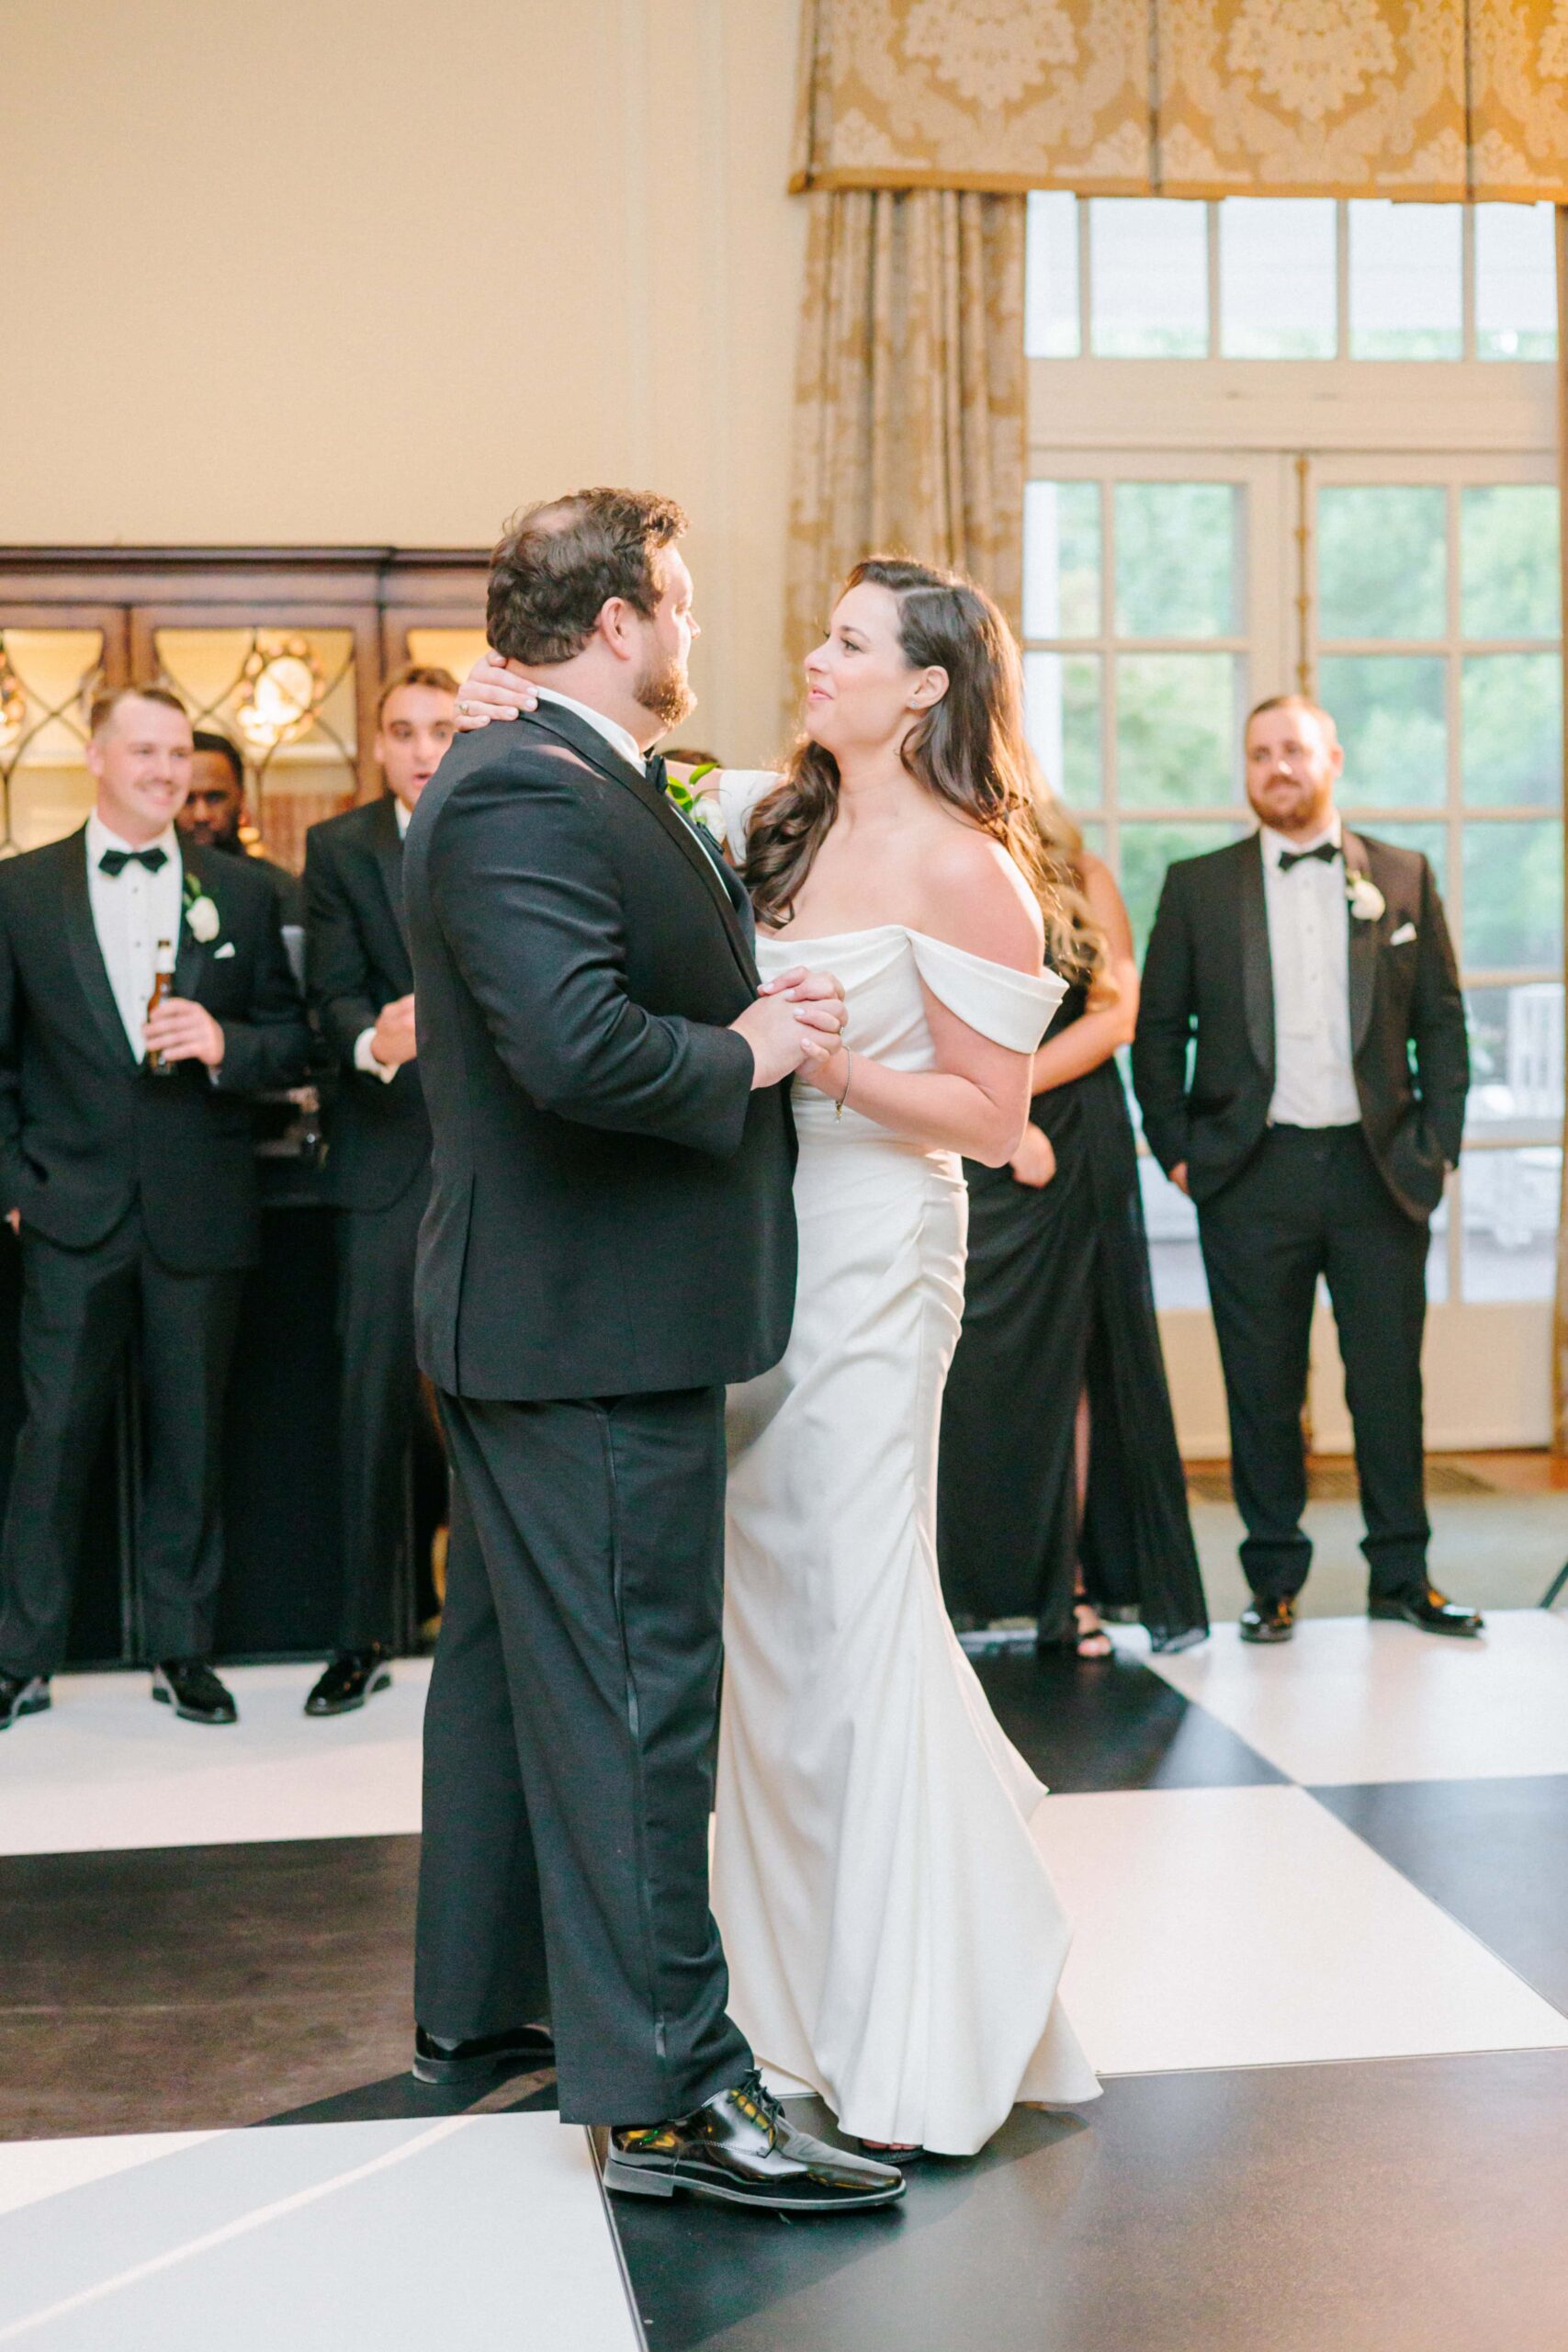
[
  {"xmin": 174, "ymin": 846, "xmax": 210, "ymax": 999},
  {"xmin": 369, "ymin": 794, "xmax": 410, "ymax": 956},
  {"xmin": 1237, "ymin": 833, "xmax": 1275, "ymax": 1080},
  {"xmin": 1342, "ymin": 827, "xmax": 1378, "ymax": 1054},
  {"xmin": 526, "ymin": 706, "xmax": 758, "ymax": 982},
  {"xmin": 61, "ymin": 829, "xmax": 138, "ymax": 1069}
]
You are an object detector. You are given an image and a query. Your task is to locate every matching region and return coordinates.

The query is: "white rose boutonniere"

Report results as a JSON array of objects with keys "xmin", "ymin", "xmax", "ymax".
[
  {"xmin": 183, "ymin": 872, "xmax": 221, "ymax": 944},
  {"xmin": 1346, "ymin": 870, "xmax": 1385, "ymax": 924}
]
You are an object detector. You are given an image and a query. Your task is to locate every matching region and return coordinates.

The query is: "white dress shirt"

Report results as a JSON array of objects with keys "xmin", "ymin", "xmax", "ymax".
[
  {"xmin": 355, "ymin": 797, "xmax": 412, "ymax": 1082},
  {"xmin": 1260, "ymin": 814, "xmax": 1361, "ymax": 1128},
  {"xmin": 533, "ymin": 684, "xmax": 648, "ymax": 775},
  {"xmin": 85, "ymin": 813, "xmax": 183, "ymax": 1061}
]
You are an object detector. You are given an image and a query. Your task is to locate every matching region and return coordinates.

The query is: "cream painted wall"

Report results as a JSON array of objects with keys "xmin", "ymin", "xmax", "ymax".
[{"xmin": 2, "ymin": 0, "xmax": 806, "ymax": 763}]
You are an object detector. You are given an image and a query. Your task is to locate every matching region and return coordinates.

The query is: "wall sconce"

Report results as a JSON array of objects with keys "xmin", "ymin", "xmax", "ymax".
[{"xmin": 236, "ymin": 635, "xmax": 325, "ymax": 754}]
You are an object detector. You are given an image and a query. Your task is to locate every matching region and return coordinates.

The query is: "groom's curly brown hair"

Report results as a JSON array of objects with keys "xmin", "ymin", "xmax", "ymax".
[{"xmin": 487, "ymin": 487, "xmax": 689, "ymax": 667}]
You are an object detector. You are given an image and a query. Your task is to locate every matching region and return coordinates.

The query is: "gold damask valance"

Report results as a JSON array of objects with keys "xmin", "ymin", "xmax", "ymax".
[{"xmin": 792, "ymin": 0, "xmax": 1568, "ymax": 202}]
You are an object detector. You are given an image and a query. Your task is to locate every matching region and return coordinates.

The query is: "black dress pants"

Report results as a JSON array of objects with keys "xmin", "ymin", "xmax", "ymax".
[
  {"xmin": 334, "ymin": 1175, "xmax": 430, "ymax": 1649},
  {"xmin": 1198, "ymin": 1125, "xmax": 1432, "ymax": 1604},
  {"xmin": 0, "ymin": 1208, "xmax": 243, "ymax": 1678},
  {"xmin": 415, "ymin": 1384, "xmax": 751, "ymax": 2127}
]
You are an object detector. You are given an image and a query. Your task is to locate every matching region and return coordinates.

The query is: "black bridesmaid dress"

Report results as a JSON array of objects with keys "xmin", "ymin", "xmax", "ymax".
[{"xmin": 937, "ymin": 983, "xmax": 1208, "ymax": 1652}]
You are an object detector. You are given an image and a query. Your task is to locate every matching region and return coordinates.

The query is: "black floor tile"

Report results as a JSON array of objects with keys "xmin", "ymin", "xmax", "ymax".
[
  {"xmin": 968, "ymin": 1647, "xmax": 1283, "ymax": 1792},
  {"xmin": 1312, "ymin": 1773, "xmax": 1568, "ymax": 2018},
  {"xmin": 0, "ymin": 1835, "xmax": 423, "ymax": 2139},
  {"xmin": 608, "ymin": 2052, "xmax": 1568, "ymax": 2352}
]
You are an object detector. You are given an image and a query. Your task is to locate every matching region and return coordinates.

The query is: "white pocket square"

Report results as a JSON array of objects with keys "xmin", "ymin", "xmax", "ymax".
[
  {"xmin": 213, "ymin": 940, "xmax": 236, "ymax": 959},
  {"xmin": 1388, "ymin": 922, "xmax": 1416, "ymax": 946}
]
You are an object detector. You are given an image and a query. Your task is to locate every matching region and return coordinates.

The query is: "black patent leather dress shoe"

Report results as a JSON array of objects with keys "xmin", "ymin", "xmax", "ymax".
[
  {"xmin": 0, "ymin": 1672, "xmax": 51, "ymax": 1731},
  {"xmin": 412, "ymin": 2023, "xmax": 556, "ymax": 2086},
  {"xmin": 604, "ymin": 2070, "xmax": 906, "ymax": 2213},
  {"xmin": 1239, "ymin": 1597, "xmax": 1295, "ymax": 1644},
  {"xmin": 1369, "ymin": 1586, "xmax": 1483, "ymax": 1636},
  {"xmin": 152, "ymin": 1658, "xmax": 238, "ymax": 1724},
  {"xmin": 305, "ymin": 1646, "xmax": 392, "ymax": 1717}
]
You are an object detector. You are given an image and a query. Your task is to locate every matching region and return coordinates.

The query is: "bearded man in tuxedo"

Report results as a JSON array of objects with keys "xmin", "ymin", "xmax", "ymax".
[
  {"xmin": 1133, "ymin": 694, "xmax": 1479, "ymax": 1645},
  {"xmin": 404, "ymin": 487, "xmax": 902, "ymax": 2215},
  {"xmin": 0, "ymin": 685, "xmax": 310, "ymax": 1730}
]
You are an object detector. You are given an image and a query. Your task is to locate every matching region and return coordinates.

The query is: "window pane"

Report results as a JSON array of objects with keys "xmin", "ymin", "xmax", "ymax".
[
  {"xmin": 1475, "ymin": 202, "xmax": 1557, "ymax": 362},
  {"xmin": 1460, "ymin": 486, "xmax": 1560, "ymax": 639},
  {"xmin": 1359, "ymin": 818, "xmax": 1448, "ymax": 890},
  {"xmin": 1025, "ymin": 191, "xmax": 1081, "ymax": 357},
  {"xmin": 1024, "ymin": 481, "xmax": 1100, "ymax": 638},
  {"xmin": 1348, "ymin": 201, "xmax": 1461, "ymax": 358},
  {"xmin": 1461, "ymin": 653, "xmax": 1562, "ymax": 808},
  {"xmin": 1219, "ymin": 199, "xmax": 1337, "ymax": 357},
  {"xmin": 1462, "ymin": 820, "xmax": 1563, "ymax": 970},
  {"xmin": 1318, "ymin": 654, "xmax": 1446, "ymax": 807},
  {"xmin": 1114, "ymin": 484, "xmax": 1239, "ymax": 639},
  {"xmin": 0, "ymin": 628, "xmax": 104, "ymax": 852},
  {"xmin": 152, "ymin": 627, "xmax": 358, "ymax": 874},
  {"xmin": 1461, "ymin": 1147, "xmax": 1561, "ymax": 1302},
  {"xmin": 1138, "ymin": 1154, "xmax": 1210, "ymax": 1308},
  {"xmin": 1090, "ymin": 198, "xmax": 1209, "ymax": 357},
  {"xmin": 1317, "ymin": 486, "xmax": 1447, "ymax": 639},
  {"xmin": 1119, "ymin": 820, "xmax": 1243, "ymax": 951},
  {"xmin": 1117, "ymin": 653, "xmax": 1242, "ymax": 808},
  {"xmin": 1024, "ymin": 651, "xmax": 1101, "ymax": 806},
  {"xmin": 1465, "ymin": 981, "xmax": 1563, "ymax": 1132}
]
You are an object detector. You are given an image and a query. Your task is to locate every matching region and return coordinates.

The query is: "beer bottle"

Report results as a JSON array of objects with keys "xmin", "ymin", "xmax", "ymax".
[{"xmin": 145, "ymin": 940, "xmax": 176, "ymax": 1076}]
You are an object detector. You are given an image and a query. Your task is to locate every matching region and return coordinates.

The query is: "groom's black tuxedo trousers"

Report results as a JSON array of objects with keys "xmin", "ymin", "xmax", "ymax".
[{"xmin": 403, "ymin": 707, "xmax": 795, "ymax": 2126}]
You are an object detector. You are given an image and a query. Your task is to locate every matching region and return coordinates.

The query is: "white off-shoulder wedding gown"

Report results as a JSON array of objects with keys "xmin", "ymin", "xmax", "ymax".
[{"xmin": 709, "ymin": 772, "xmax": 1101, "ymax": 2157}]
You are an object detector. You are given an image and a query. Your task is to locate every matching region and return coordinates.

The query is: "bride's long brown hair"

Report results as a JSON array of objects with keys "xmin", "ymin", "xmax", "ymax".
[{"xmin": 745, "ymin": 558, "xmax": 1103, "ymax": 985}]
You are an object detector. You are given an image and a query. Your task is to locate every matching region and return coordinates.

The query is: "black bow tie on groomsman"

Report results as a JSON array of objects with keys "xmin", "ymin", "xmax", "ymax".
[
  {"xmin": 97, "ymin": 846, "xmax": 169, "ymax": 876},
  {"xmin": 645, "ymin": 752, "xmax": 670, "ymax": 795},
  {"xmin": 1277, "ymin": 841, "xmax": 1341, "ymax": 873}
]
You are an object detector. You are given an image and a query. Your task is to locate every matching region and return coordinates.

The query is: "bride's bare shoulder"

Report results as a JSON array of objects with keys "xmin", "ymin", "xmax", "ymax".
[{"xmin": 916, "ymin": 822, "xmax": 1044, "ymax": 974}]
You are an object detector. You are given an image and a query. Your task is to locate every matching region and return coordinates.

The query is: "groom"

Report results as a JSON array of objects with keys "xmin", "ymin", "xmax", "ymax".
[{"xmin": 404, "ymin": 488, "xmax": 902, "ymax": 2212}]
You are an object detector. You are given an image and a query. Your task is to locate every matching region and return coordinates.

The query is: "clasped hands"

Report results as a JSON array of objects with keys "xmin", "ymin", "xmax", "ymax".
[{"xmin": 734, "ymin": 970, "xmax": 846, "ymax": 1091}]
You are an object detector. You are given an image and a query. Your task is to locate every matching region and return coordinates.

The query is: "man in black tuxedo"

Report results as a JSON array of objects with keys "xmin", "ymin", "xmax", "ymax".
[
  {"xmin": 301, "ymin": 664, "xmax": 457, "ymax": 1716},
  {"xmin": 0, "ymin": 686, "xmax": 310, "ymax": 1731},
  {"xmin": 405, "ymin": 488, "xmax": 900, "ymax": 2214},
  {"xmin": 1133, "ymin": 694, "xmax": 1478, "ymax": 1645},
  {"xmin": 178, "ymin": 730, "xmax": 303, "ymax": 925}
]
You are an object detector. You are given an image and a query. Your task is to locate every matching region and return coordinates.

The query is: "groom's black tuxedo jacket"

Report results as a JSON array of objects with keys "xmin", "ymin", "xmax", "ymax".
[
  {"xmin": 404, "ymin": 702, "xmax": 797, "ymax": 1402},
  {"xmin": 1132, "ymin": 829, "xmax": 1468, "ymax": 1222},
  {"xmin": 0, "ymin": 828, "xmax": 310, "ymax": 1272}
]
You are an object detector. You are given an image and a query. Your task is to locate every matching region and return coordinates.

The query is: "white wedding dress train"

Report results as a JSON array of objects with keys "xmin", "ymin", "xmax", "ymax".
[{"xmin": 710, "ymin": 773, "xmax": 1101, "ymax": 2157}]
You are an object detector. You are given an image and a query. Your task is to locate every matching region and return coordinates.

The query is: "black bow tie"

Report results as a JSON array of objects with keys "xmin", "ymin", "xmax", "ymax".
[
  {"xmin": 97, "ymin": 846, "xmax": 169, "ymax": 876},
  {"xmin": 1277, "ymin": 841, "xmax": 1340, "ymax": 873},
  {"xmin": 645, "ymin": 753, "xmax": 669, "ymax": 796}
]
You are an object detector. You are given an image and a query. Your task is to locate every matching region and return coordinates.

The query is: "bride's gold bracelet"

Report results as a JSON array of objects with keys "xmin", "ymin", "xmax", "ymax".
[{"xmin": 833, "ymin": 1049, "xmax": 853, "ymax": 1119}]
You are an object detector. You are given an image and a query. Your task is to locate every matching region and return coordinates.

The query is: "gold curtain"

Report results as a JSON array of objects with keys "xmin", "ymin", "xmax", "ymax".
[
  {"xmin": 793, "ymin": 0, "xmax": 1568, "ymax": 201},
  {"xmin": 782, "ymin": 188, "xmax": 1027, "ymax": 736}
]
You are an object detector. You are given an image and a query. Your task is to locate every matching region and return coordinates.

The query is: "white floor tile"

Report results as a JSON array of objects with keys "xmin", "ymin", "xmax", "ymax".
[
  {"xmin": 0, "ymin": 1664, "xmax": 428, "ymax": 1856},
  {"xmin": 1038, "ymin": 1782, "xmax": 1568, "ymax": 2077},
  {"xmin": 1144, "ymin": 1609, "xmax": 1568, "ymax": 1786},
  {"xmin": 0, "ymin": 2116, "xmax": 636, "ymax": 2351},
  {"xmin": 0, "ymin": 2135, "xmax": 220, "ymax": 2222}
]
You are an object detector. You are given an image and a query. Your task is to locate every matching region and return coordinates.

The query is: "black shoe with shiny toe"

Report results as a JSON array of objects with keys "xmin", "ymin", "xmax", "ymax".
[
  {"xmin": 305, "ymin": 1646, "xmax": 392, "ymax": 1717},
  {"xmin": 1239, "ymin": 1597, "xmax": 1295, "ymax": 1645},
  {"xmin": 0, "ymin": 1672, "xmax": 51, "ymax": 1731},
  {"xmin": 152, "ymin": 1658, "xmax": 238, "ymax": 1724},
  {"xmin": 604, "ymin": 2071, "xmax": 906, "ymax": 2214},
  {"xmin": 412, "ymin": 2023, "xmax": 556, "ymax": 2086},
  {"xmin": 1369, "ymin": 1586, "xmax": 1483, "ymax": 1636}
]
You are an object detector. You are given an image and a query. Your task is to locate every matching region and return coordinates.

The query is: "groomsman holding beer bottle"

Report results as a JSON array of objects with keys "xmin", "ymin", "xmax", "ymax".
[{"xmin": 0, "ymin": 685, "xmax": 310, "ymax": 1731}]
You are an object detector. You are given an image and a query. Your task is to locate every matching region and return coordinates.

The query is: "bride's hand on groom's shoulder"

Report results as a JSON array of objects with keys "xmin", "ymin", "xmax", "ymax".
[{"xmin": 455, "ymin": 650, "xmax": 537, "ymax": 730}]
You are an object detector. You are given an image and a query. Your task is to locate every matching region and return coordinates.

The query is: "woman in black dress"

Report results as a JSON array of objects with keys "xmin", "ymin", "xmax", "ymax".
[{"xmin": 938, "ymin": 808, "xmax": 1207, "ymax": 1656}]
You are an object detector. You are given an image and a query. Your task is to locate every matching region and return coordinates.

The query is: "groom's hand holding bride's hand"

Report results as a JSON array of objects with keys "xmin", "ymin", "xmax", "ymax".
[{"xmin": 734, "ymin": 967, "xmax": 846, "ymax": 1090}]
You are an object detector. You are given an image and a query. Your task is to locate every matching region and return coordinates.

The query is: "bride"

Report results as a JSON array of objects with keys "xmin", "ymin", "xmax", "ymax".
[{"xmin": 455, "ymin": 556, "xmax": 1100, "ymax": 2156}]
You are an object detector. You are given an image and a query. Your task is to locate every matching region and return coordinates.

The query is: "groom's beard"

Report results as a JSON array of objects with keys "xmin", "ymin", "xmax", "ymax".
[{"xmin": 636, "ymin": 650, "xmax": 695, "ymax": 733}]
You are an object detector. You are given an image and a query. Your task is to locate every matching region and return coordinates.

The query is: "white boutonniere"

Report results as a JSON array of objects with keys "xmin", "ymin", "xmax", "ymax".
[
  {"xmin": 1346, "ymin": 870, "xmax": 1384, "ymax": 924},
  {"xmin": 182, "ymin": 871, "xmax": 221, "ymax": 944}
]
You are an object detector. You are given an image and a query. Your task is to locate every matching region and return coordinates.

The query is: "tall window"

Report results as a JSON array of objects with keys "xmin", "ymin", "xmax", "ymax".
[{"xmin": 1023, "ymin": 197, "xmax": 1562, "ymax": 1329}]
